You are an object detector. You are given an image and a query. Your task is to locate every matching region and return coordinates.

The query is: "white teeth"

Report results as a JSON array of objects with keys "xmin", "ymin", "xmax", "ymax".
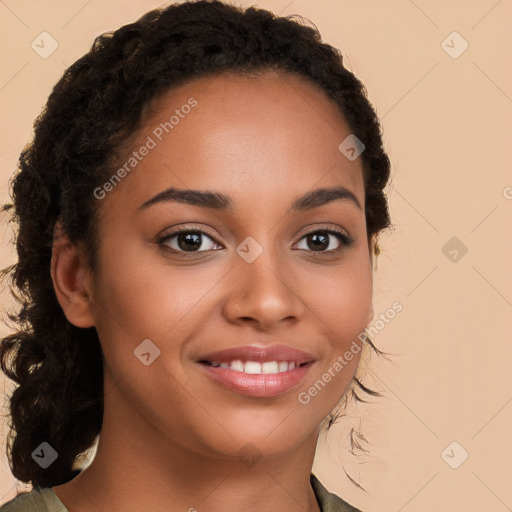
[
  {"xmin": 244, "ymin": 361, "xmax": 262, "ymax": 374},
  {"xmin": 262, "ymin": 361, "xmax": 279, "ymax": 374},
  {"xmin": 209, "ymin": 360, "xmax": 302, "ymax": 374},
  {"xmin": 230, "ymin": 359, "xmax": 244, "ymax": 372}
]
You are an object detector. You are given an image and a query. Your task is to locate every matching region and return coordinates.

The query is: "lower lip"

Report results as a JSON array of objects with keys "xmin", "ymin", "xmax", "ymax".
[{"xmin": 198, "ymin": 362, "xmax": 314, "ymax": 398}]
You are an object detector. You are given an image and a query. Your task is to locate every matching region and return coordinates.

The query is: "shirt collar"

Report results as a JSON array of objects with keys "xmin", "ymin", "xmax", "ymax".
[{"xmin": 310, "ymin": 473, "xmax": 362, "ymax": 512}]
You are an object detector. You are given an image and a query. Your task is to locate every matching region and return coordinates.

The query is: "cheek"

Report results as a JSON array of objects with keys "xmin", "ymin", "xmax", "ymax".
[
  {"xmin": 295, "ymin": 260, "xmax": 371, "ymax": 416},
  {"xmin": 92, "ymin": 252, "xmax": 208, "ymax": 346},
  {"xmin": 311, "ymin": 254, "xmax": 373, "ymax": 343}
]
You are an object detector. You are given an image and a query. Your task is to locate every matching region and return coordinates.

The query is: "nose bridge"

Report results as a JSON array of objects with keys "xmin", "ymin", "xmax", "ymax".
[
  {"xmin": 237, "ymin": 233, "xmax": 283, "ymax": 292},
  {"xmin": 223, "ymin": 233, "xmax": 303, "ymax": 327}
]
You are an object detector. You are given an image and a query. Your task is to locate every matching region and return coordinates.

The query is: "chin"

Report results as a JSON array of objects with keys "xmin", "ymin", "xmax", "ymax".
[{"xmin": 197, "ymin": 418, "xmax": 316, "ymax": 461}]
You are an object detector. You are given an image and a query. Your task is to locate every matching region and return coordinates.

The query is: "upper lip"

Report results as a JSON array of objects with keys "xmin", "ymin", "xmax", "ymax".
[{"xmin": 198, "ymin": 344, "xmax": 316, "ymax": 364}]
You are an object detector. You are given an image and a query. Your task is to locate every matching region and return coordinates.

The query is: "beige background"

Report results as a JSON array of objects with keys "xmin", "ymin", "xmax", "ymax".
[{"xmin": 1, "ymin": 1, "xmax": 511, "ymax": 511}]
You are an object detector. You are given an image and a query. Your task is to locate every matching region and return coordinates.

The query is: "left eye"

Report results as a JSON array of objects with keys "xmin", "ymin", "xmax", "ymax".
[
  {"xmin": 158, "ymin": 228, "xmax": 352, "ymax": 253},
  {"xmin": 295, "ymin": 230, "xmax": 351, "ymax": 252}
]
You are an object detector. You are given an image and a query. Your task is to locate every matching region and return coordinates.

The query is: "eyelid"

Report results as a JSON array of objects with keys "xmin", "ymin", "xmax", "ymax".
[{"xmin": 295, "ymin": 224, "xmax": 352, "ymax": 243}]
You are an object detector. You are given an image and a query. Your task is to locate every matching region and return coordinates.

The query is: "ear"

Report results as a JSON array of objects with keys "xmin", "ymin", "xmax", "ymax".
[{"xmin": 51, "ymin": 223, "xmax": 95, "ymax": 328}]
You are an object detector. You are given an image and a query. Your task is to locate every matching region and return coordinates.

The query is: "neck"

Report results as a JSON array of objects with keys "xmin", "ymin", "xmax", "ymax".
[{"xmin": 52, "ymin": 372, "xmax": 323, "ymax": 512}]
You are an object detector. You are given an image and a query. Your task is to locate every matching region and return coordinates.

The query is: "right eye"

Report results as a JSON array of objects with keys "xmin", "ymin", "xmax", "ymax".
[{"xmin": 157, "ymin": 228, "xmax": 223, "ymax": 253}]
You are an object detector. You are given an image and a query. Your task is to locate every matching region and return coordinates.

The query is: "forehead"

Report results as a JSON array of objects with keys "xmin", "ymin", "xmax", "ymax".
[{"xmin": 104, "ymin": 70, "xmax": 365, "ymax": 213}]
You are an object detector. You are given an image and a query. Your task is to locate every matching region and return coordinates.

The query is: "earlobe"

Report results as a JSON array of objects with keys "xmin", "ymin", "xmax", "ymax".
[{"xmin": 51, "ymin": 224, "xmax": 95, "ymax": 328}]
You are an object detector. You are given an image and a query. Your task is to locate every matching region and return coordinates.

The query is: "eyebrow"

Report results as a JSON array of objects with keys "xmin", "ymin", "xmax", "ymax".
[{"xmin": 138, "ymin": 185, "xmax": 362, "ymax": 212}]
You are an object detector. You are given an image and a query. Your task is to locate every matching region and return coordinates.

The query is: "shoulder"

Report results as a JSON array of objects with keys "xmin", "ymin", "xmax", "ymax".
[
  {"xmin": 0, "ymin": 487, "xmax": 67, "ymax": 512},
  {"xmin": 311, "ymin": 473, "xmax": 363, "ymax": 512},
  {"xmin": 0, "ymin": 488, "xmax": 47, "ymax": 512}
]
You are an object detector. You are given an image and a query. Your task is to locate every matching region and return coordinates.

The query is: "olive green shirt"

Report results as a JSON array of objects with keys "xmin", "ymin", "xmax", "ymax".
[{"xmin": 1, "ymin": 473, "xmax": 361, "ymax": 511}]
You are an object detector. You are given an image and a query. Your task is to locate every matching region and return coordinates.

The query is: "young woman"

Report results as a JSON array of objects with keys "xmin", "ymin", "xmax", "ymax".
[{"xmin": 0, "ymin": 1, "xmax": 391, "ymax": 511}]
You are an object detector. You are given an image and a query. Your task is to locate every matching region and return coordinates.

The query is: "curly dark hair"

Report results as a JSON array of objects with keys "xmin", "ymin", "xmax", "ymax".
[{"xmin": 0, "ymin": 0, "xmax": 392, "ymax": 489}]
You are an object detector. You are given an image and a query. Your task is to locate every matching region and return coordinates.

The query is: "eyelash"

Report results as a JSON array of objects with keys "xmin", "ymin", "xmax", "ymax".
[{"xmin": 156, "ymin": 226, "xmax": 354, "ymax": 255}]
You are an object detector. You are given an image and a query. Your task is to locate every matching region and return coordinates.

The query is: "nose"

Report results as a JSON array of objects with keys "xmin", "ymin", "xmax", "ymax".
[{"xmin": 222, "ymin": 241, "xmax": 305, "ymax": 331}]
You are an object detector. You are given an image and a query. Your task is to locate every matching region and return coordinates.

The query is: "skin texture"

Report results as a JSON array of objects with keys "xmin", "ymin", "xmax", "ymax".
[{"xmin": 50, "ymin": 70, "xmax": 374, "ymax": 512}]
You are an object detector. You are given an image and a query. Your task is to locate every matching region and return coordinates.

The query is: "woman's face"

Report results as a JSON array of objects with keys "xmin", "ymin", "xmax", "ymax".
[{"xmin": 84, "ymin": 70, "xmax": 373, "ymax": 459}]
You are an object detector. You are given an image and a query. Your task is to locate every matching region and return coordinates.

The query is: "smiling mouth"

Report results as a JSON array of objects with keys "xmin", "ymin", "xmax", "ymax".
[
  {"xmin": 199, "ymin": 359, "xmax": 312, "ymax": 374},
  {"xmin": 196, "ymin": 343, "xmax": 316, "ymax": 397},
  {"xmin": 197, "ymin": 359, "xmax": 315, "ymax": 398}
]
